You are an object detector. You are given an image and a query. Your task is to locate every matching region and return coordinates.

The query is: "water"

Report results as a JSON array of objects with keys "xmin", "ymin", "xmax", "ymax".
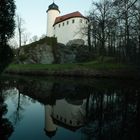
[{"xmin": 0, "ymin": 75, "xmax": 140, "ymax": 140}]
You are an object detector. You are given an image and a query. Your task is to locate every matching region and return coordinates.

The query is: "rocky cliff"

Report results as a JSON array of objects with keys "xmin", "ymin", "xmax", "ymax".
[
  {"xmin": 16, "ymin": 37, "xmax": 93, "ymax": 64},
  {"xmin": 17, "ymin": 37, "xmax": 57, "ymax": 64}
]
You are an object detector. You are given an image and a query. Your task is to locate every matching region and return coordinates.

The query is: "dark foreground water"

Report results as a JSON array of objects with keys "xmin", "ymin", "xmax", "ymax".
[{"xmin": 0, "ymin": 75, "xmax": 140, "ymax": 140}]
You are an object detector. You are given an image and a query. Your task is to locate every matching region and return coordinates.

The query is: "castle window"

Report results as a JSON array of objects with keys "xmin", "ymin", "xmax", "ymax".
[
  {"xmin": 67, "ymin": 21, "xmax": 69, "ymax": 25},
  {"xmin": 63, "ymin": 22, "xmax": 65, "ymax": 26},
  {"xmin": 77, "ymin": 121, "xmax": 80, "ymax": 125},
  {"xmin": 86, "ymin": 20, "xmax": 88, "ymax": 24},
  {"xmin": 59, "ymin": 24, "xmax": 61, "ymax": 27},
  {"xmin": 70, "ymin": 120, "xmax": 72, "ymax": 124},
  {"xmin": 72, "ymin": 19, "xmax": 75, "ymax": 23},
  {"xmin": 80, "ymin": 19, "xmax": 82, "ymax": 23}
]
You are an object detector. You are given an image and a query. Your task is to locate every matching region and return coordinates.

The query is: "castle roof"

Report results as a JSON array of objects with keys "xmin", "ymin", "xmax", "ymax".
[
  {"xmin": 53, "ymin": 11, "xmax": 87, "ymax": 26},
  {"xmin": 47, "ymin": 2, "xmax": 60, "ymax": 12}
]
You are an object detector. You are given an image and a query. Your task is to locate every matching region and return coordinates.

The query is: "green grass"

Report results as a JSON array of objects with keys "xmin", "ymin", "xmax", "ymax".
[
  {"xmin": 7, "ymin": 63, "xmax": 78, "ymax": 71},
  {"xmin": 81, "ymin": 62, "xmax": 129, "ymax": 70},
  {"xmin": 6, "ymin": 61, "xmax": 131, "ymax": 72}
]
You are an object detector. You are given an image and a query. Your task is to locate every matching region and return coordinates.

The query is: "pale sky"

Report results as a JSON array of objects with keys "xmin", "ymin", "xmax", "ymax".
[{"xmin": 15, "ymin": 0, "xmax": 92, "ymax": 38}]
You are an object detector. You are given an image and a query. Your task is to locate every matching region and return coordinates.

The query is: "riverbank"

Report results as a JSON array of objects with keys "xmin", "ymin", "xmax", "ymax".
[{"xmin": 4, "ymin": 62, "xmax": 140, "ymax": 79}]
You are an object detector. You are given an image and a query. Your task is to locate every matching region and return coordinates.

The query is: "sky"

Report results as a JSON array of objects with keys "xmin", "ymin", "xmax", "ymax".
[{"xmin": 15, "ymin": 0, "xmax": 92, "ymax": 38}]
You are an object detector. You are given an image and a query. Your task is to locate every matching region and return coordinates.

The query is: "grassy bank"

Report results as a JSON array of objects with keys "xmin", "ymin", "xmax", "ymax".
[
  {"xmin": 6, "ymin": 61, "xmax": 129, "ymax": 71},
  {"xmin": 4, "ymin": 61, "xmax": 140, "ymax": 79}
]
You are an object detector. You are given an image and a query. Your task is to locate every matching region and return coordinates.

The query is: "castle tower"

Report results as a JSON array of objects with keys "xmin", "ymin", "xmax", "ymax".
[
  {"xmin": 46, "ymin": 2, "xmax": 60, "ymax": 37},
  {"xmin": 44, "ymin": 105, "xmax": 57, "ymax": 137}
]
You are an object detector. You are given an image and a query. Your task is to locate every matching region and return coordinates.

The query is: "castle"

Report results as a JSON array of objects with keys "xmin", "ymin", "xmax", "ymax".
[
  {"xmin": 46, "ymin": 2, "xmax": 88, "ymax": 44},
  {"xmin": 44, "ymin": 98, "xmax": 86, "ymax": 137}
]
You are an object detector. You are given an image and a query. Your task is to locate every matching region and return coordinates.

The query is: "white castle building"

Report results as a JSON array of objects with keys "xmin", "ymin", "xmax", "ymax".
[
  {"xmin": 44, "ymin": 98, "xmax": 86, "ymax": 136},
  {"xmin": 46, "ymin": 2, "xmax": 88, "ymax": 44}
]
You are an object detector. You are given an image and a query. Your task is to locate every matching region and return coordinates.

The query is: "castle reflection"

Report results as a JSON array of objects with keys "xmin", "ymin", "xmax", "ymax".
[
  {"xmin": 44, "ymin": 98, "xmax": 87, "ymax": 137},
  {"xmin": 0, "ymin": 76, "xmax": 140, "ymax": 140}
]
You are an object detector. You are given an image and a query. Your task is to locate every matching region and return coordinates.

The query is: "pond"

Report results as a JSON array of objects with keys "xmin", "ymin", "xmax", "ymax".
[{"xmin": 0, "ymin": 75, "xmax": 140, "ymax": 140}]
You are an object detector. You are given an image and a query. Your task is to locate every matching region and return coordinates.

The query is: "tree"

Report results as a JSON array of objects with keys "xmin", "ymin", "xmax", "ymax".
[
  {"xmin": 0, "ymin": 83, "xmax": 14, "ymax": 139},
  {"xmin": 132, "ymin": 0, "xmax": 140, "ymax": 63},
  {"xmin": 112, "ymin": 0, "xmax": 139, "ymax": 63},
  {"xmin": 89, "ymin": 0, "xmax": 115, "ymax": 61},
  {"xmin": 23, "ymin": 32, "xmax": 30, "ymax": 45},
  {"xmin": 30, "ymin": 35, "xmax": 38, "ymax": 43},
  {"xmin": 0, "ymin": 0, "xmax": 16, "ymax": 73},
  {"xmin": 15, "ymin": 15, "xmax": 26, "ymax": 63},
  {"xmin": 16, "ymin": 15, "xmax": 25, "ymax": 48},
  {"xmin": 85, "ymin": 0, "xmax": 139, "ymax": 64}
]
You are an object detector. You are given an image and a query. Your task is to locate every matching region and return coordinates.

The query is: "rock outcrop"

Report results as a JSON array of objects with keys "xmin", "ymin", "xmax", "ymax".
[
  {"xmin": 57, "ymin": 44, "xmax": 76, "ymax": 63},
  {"xmin": 66, "ymin": 39, "xmax": 85, "ymax": 47},
  {"xmin": 16, "ymin": 37, "xmax": 93, "ymax": 64},
  {"xmin": 57, "ymin": 43, "xmax": 94, "ymax": 63},
  {"xmin": 17, "ymin": 37, "xmax": 56, "ymax": 64},
  {"xmin": 19, "ymin": 43, "xmax": 54, "ymax": 64}
]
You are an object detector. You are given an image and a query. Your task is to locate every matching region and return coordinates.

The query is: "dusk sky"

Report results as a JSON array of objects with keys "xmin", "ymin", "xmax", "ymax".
[{"xmin": 15, "ymin": 0, "xmax": 92, "ymax": 38}]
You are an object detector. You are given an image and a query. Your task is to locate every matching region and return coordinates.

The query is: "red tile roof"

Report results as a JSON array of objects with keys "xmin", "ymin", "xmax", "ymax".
[{"xmin": 53, "ymin": 11, "xmax": 87, "ymax": 26}]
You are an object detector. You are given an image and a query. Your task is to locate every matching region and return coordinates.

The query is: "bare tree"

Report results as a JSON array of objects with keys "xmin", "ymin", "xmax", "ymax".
[
  {"xmin": 22, "ymin": 32, "xmax": 30, "ymax": 45},
  {"xmin": 29, "ymin": 35, "xmax": 38, "ymax": 43},
  {"xmin": 32, "ymin": 35, "xmax": 38, "ymax": 42},
  {"xmin": 85, "ymin": 0, "xmax": 139, "ymax": 64},
  {"xmin": 89, "ymin": 0, "xmax": 115, "ymax": 61},
  {"xmin": 133, "ymin": 1, "xmax": 140, "ymax": 62},
  {"xmin": 16, "ymin": 15, "xmax": 25, "ymax": 48},
  {"xmin": 114, "ymin": 0, "xmax": 139, "ymax": 62}
]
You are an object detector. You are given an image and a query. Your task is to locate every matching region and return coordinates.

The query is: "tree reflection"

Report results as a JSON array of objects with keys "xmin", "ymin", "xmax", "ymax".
[
  {"xmin": 1, "ymin": 76, "xmax": 140, "ymax": 140},
  {"xmin": 7, "ymin": 87, "xmax": 29, "ymax": 126},
  {"xmin": 82, "ymin": 88, "xmax": 140, "ymax": 140},
  {"xmin": 0, "ymin": 84, "xmax": 14, "ymax": 140},
  {"xmin": 11, "ymin": 90, "xmax": 24, "ymax": 125}
]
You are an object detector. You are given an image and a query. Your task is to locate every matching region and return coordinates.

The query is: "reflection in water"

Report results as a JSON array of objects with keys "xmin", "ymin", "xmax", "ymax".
[
  {"xmin": 44, "ymin": 98, "xmax": 86, "ymax": 137},
  {"xmin": 82, "ymin": 89, "xmax": 140, "ymax": 140},
  {"xmin": 44, "ymin": 105, "xmax": 57, "ymax": 138},
  {"xmin": 0, "ymin": 82, "xmax": 14, "ymax": 140},
  {"xmin": 0, "ymin": 75, "xmax": 140, "ymax": 140},
  {"xmin": 4, "ymin": 88, "xmax": 27, "ymax": 126}
]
